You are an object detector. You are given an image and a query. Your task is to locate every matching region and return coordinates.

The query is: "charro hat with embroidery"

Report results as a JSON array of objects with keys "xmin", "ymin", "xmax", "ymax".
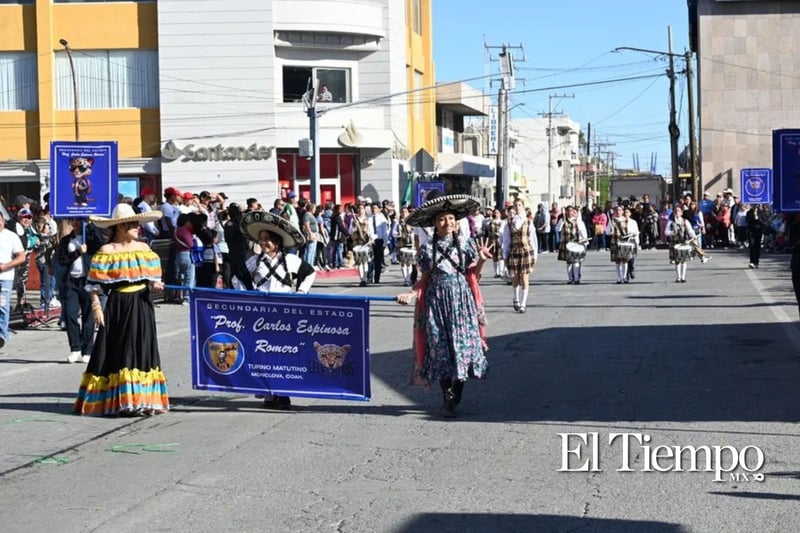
[
  {"xmin": 89, "ymin": 203, "xmax": 163, "ymax": 228},
  {"xmin": 240, "ymin": 210, "xmax": 305, "ymax": 249},
  {"xmin": 405, "ymin": 193, "xmax": 482, "ymax": 228}
]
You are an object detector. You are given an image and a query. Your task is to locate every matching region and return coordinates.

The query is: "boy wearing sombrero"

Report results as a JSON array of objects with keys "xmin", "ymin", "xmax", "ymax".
[{"xmin": 234, "ymin": 211, "xmax": 316, "ymax": 409}]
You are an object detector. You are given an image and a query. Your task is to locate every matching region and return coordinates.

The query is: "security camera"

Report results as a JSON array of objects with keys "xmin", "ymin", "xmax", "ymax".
[{"xmin": 59, "ymin": 39, "xmax": 69, "ymax": 47}]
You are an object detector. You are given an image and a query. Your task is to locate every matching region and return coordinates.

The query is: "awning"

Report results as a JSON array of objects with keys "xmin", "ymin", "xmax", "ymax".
[{"xmin": 437, "ymin": 152, "xmax": 495, "ymax": 178}]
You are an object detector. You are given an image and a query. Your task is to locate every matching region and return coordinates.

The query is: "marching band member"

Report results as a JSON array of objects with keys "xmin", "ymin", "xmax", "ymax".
[
  {"xmin": 501, "ymin": 198, "xmax": 538, "ymax": 312},
  {"xmin": 609, "ymin": 205, "xmax": 634, "ymax": 284},
  {"xmin": 348, "ymin": 204, "xmax": 372, "ymax": 286},
  {"xmin": 556, "ymin": 205, "xmax": 588, "ymax": 284},
  {"xmin": 665, "ymin": 204, "xmax": 697, "ymax": 283},
  {"xmin": 623, "ymin": 206, "xmax": 640, "ymax": 282},
  {"xmin": 394, "ymin": 206, "xmax": 416, "ymax": 286},
  {"xmin": 487, "ymin": 207, "xmax": 505, "ymax": 278},
  {"xmin": 234, "ymin": 211, "xmax": 316, "ymax": 409}
]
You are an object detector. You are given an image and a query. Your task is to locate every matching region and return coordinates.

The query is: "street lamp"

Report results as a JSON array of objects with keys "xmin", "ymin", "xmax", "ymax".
[
  {"xmin": 614, "ymin": 28, "xmax": 695, "ymax": 204},
  {"xmin": 59, "ymin": 38, "xmax": 79, "ymax": 141}
]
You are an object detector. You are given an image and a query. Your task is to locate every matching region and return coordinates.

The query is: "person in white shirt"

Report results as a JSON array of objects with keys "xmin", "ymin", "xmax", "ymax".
[
  {"xmin": 368, "ymin": 203, "xmax": 390, "ymax": 284},
  {"xmin": 501, "ymin": 199, "xmax": 538, "ymax": 313},
  {"xmin": 623, "ymin": 207, "xmax": 640, "ymax": 282},
  {"xmin": 233, "ymin": 211, "xmax": 316, "ymax": 410},
  {"xmin": 137, "ymin": 188, "xmax": 160, "ymax": 242},
  {"xmin": 556, "ymin": 205, "xmax": 588, "ymax": 284},
  {"xmin": 665, "ymin": 204, "xmax": 697, "ymax": 283},
  {"xmin": 0, "ymin": 215, "xmax": 26, "ymax": 348}
]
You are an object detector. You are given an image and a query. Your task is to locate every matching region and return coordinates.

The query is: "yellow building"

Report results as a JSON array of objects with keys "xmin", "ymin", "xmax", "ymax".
[
  {"xmin": 406, "ymin": 0, "xmax": 436, "ymax": 170},
  {"xmin": 0, "ymin": 0, "xmax": 160, "ymax": 202}
]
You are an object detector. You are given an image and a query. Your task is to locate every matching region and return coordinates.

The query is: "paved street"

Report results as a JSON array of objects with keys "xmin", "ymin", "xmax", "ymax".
[{"xmin": 0, "ymin": 247, "xmax": 798, "ymax": 532}]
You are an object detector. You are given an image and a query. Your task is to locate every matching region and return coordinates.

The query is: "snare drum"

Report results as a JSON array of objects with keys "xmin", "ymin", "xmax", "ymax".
[
  {"xmin": 565, "ymin": 241, "xmax": 586, "ymax": 263},
  {"xmin": 617, "ymin": 241, "xmax": 636, "ymax": 260},
  {"xmin": 399, "ymin": 247, "xmax": 417, "ymax": 266},
  {"xmin": 353, "ymin": 244, "xmax": 373, "ymax": 265},
  {"xmin": 673, "ymin": 243, "xmax": 693, "ymax": 263}
]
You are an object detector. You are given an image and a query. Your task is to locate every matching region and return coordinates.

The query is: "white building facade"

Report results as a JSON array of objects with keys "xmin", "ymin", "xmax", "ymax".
[
  {"xmin": 157, "ymin": 0, "xmax": 408, "ymax": 206},
  {"xmin": 510, "ymin": 116, "xmax": 581, "ymax": 207}
]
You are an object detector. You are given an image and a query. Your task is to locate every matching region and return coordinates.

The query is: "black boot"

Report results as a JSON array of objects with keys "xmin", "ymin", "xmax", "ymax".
[
  {"xmin": 452, "ymin": 380, "xmax": 465, "ymax": 407},
  {"xmin": 440, "ymin": 379, "xmax": 456, "ymax": 418}
]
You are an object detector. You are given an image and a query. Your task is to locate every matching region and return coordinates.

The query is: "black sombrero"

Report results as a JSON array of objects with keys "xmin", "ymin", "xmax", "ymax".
[
  {"xmin": 240, "ymin": 211, "xmax": 306, "ymax": 248},
  {"xmin": 405, "ymin": 194, "xmax": 481, "ymax": 228}
]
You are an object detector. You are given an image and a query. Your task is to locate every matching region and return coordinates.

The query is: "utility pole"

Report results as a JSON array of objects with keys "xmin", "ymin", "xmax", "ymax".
[
  {"xmin": 306, "ymin": 83, "xmax": 321, "ymax": 204},
  {"xmin": 540, "ymin": 93, "xmax": 574, "ymax": 205},
  {"xmin": 59, "ymin": 39, "xmax": 79, "ymax": 141},
  {"xmin": 667, "ymin": 26, "xmax": 680, "ymax": 204},
  {"xmin": 685, "ymin": 48, "xmax": 698, "ymax": 200},
  {"xmin": 486, "ymin": 42, "xmax": 524, "ymax": 210}
]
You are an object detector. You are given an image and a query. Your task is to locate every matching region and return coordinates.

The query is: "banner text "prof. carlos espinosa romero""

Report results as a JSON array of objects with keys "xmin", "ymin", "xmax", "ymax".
[{"xmin": 558, "ymin": 432, "xmax": 766, "ymax": 482}]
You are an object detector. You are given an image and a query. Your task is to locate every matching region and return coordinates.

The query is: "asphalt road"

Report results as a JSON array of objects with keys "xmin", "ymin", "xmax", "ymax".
[{"xmin": 0, "ymin": 246, "xmax": 798, "ymax": 532}]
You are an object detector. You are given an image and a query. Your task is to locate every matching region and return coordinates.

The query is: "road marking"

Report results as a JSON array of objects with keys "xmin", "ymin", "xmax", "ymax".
[{"xmin": 746, "ymin": 269, "xmax": 800, "ymax": 351}]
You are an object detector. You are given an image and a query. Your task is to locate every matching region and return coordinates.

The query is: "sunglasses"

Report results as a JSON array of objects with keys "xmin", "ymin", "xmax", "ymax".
[
  {"xmin": 20, "ymin": 215, "xmax": 32, "ymax": 219},
  {"xmin": 69, "ymin": 165, "xmax": 90, "ymax": 172}
]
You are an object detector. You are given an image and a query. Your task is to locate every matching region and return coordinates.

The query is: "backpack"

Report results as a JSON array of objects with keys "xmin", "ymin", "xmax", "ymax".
[{"xmin": 190, "ymin": 235, "xmax": 205, "ymax": 265}]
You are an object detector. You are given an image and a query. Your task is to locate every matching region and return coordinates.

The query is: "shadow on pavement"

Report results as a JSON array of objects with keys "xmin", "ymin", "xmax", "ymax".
[{"xmin": 393, "ymin": 513, "xmax": 685, "ymax": 533}]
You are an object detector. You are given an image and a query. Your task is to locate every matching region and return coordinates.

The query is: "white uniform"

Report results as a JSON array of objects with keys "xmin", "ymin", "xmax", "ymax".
[{"xmin": 233, "ymin": 252, "xmax": 316, "ymax": 294}]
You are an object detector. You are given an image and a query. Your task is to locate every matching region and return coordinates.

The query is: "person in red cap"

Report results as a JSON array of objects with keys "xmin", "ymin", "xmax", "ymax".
[{"xmin": 136, "ymin": 187, "xmax": 160, "ymax": 243}]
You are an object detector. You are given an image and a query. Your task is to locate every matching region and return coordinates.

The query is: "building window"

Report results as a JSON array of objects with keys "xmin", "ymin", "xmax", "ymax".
[
  {"xmin": 55, "ymin": 49, "xmax": 159, "ymax": 110},
  {"xmin": 282, "ymin": 66, "xmax": 350, "ymax": 103},
  {"xmin": 0, "ymin": 52, "xmax": 38, "ymax": 111},
  {"xmin": 413, "ymin": 0, "xmax": 422, "ymax": 34}
]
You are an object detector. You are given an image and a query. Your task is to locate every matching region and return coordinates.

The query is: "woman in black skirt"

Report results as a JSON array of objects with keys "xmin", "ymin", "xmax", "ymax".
[{"xmin": 74, "ymin": 203, "xmax": 168, "ymax": 416}]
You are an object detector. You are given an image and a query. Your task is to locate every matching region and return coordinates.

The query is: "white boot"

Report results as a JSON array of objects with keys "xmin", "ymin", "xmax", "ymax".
[{"xmin": 68, "ymin": 351, "xmax": 82, "ymax": 363}]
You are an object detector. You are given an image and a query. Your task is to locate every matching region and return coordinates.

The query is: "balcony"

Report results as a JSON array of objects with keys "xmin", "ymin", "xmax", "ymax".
[
  {"xmin": 273, "ymin": 0, "xmax": 385, "ymax": 50},
  {"xmin": 437, "ymin": 152, "xmax": 496, "ymax": 178},
  {"xmin": 436, "ymin": 83, "xmax": 488, "ymax": 116}
]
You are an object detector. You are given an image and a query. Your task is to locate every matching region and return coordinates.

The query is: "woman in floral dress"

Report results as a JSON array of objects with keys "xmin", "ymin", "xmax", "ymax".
[{"xmin": 397, "ymin": 194, "xmax": 492, "ymax": 417}]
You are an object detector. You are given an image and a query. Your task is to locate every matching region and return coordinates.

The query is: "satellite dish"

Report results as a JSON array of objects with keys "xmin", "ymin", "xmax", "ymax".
[{"xmin": 338, "ymin": 120, "xmax": 363, "ymax": 147}]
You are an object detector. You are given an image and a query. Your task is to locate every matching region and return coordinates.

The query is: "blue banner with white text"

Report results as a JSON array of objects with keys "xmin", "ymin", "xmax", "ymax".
[
  {"xmin": 50, "ymin": 141, "xmax": 118, "ymax": 218},
  {"xmin": 772, "ymin": 129, "xmax": 800, "ymax": 212},
  {"xmin": 189, "ymin": 288, "xmax": 371, "ymax": 401}
]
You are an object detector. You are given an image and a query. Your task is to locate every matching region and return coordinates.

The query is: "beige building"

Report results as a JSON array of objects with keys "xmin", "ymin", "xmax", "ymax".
[{"xmin": 690, "ymin": 0, "xmax": 800, "ymax": 197}]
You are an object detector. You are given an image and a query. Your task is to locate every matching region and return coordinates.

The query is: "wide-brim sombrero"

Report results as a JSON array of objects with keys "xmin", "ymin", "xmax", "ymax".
[
  {"xmin": 405, "ymin": 194, "xmax": 481, "ymax": 228},
  {"xmin": 241, "ymin": 210, "xmax": 306, "ymax": 248},
  {"xmin": 89, "ymin": 203, "xmax": 163, "ymax": 228}
]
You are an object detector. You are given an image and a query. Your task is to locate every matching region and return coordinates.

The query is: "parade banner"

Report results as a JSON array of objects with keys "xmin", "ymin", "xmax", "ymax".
[
  {"xmin": 50, "ymin": 141, "xmax": 118, "ymax": 217},
  {"xmin": 189, "ymin": 288, "xmax": 371, "ymax": 401},
  {"xmin": 772, "ymin": 129, "xmax": 800, "ymax": 212},
  {"xmin": 739, "ymin": 168, "xmax": 772, "ymax": 205}
]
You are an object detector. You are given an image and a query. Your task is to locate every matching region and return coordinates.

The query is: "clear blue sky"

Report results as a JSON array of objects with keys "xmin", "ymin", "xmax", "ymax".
[{"xmin": 433, "ymin": 0, "xmax": 691, "ymax": 176}]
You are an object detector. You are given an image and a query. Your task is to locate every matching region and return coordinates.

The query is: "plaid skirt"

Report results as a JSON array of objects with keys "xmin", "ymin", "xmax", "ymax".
[{"xmin": 507, "ymin": 248, "xmax": 535, "ymax": 273}]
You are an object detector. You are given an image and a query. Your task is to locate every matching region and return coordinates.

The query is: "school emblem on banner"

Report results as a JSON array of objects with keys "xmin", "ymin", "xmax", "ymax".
[{"xmin": 189, "ymin": 288, "xmax": 371, "ymax": 401}]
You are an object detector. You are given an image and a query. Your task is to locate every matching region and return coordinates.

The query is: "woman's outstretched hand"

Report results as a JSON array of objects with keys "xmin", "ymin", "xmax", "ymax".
[{"xmin": 476, "ymin": 237, "xmax": 494, "ymax": 260}]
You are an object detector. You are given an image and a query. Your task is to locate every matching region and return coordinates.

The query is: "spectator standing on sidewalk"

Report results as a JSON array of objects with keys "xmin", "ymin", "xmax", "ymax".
[{"xmin": 0, "ymin": 215, "xmax": 26, "ymax": 349}]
